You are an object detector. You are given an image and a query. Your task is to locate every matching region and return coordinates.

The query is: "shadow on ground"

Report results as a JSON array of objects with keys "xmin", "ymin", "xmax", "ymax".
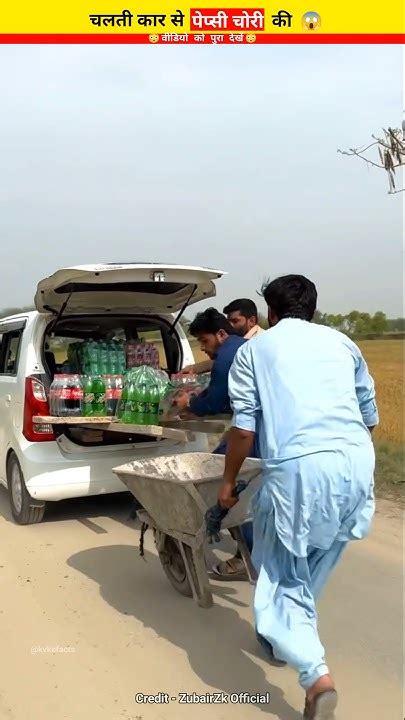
[
  {"xmin": 0, "ymin": 485, "xmax": 135, "ymax": 527},
  {"xmin": 68, "ymin": 544, "xmax": 302, "ymax": 720}
]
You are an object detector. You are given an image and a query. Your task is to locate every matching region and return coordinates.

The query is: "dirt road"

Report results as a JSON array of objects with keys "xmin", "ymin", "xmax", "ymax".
[{"xmin": 0, "ymin": 489, "xmax": 402, "ymax": 720}]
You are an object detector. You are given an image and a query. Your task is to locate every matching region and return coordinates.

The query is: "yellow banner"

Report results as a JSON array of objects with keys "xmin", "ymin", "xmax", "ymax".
[{"xmin": 1, "ymin": 0, "xmax": 404, "ymax": 35}]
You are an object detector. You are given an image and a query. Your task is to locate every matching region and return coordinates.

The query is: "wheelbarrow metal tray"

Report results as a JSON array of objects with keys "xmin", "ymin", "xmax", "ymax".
[{"xmin": 113, "ymin": 452, "xmax": 262, "ymax": 537}]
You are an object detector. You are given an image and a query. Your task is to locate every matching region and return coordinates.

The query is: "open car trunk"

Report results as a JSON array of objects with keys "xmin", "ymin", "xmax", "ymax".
[
  {"xmin": 35, "ymin": 263, "xmax": 224, "ymax": 315},
  {"xmin": 36, "ymin": 264, "xmax": 225, "ymax": 450},
  {"xmin": 43, "ymin": 313, "xmax": 183, "ymax": 449}
]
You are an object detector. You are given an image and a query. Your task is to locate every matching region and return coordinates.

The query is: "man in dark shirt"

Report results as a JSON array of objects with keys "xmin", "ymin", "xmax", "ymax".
[
  {"xmin": 175, "ymin": 308, "xmax": 246, "ymax": 417},
  {"xmin": 174, "ymin": 308, "xmax": 255, "ymax": 580}
]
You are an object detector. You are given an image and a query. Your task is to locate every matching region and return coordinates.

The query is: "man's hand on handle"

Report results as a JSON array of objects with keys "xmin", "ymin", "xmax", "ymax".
[
  {"xmin": 218, "ymin": 480, "xmax": 239, "ymax": 509},
  {"xmin": 218, "ymin": 426, "xmax": 255, "ymax": 509}
]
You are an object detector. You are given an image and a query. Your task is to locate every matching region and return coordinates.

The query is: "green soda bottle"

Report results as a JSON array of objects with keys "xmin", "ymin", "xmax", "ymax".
[
  {"xmin": 117, "ymin": 381, "xmax": 128, "ymax": 420},
  {"xmin": 145, "ymin": 383, "xmax": 160, "ymax": 425},
  {"xmin": 88, "ymin": 340, "xmax": 99, "ymax": 375},
  {"xmin": 123, "ymin": 379, "xmax": 137, "ymax": 424},
  {"xmin": 92, "ymin": 375, "xmax": 106, "ymax": 416},
  {"xmin": 131, "ymin": 382, "xmax": 147, "ymax": 425},
  {"xmin": 143, "ymin": 383, "xmax": 152, "ymax": 425},
  {"xmin": 151, "ymin": 384, "xmax": 161, "ymax": 425},
  {"xmin": 83, "ymin": 376, "xmax": 94, "ymax": 417},
  {"xmin": 99, "ymin": 342, "xmax": 109, "ymax": 376}
]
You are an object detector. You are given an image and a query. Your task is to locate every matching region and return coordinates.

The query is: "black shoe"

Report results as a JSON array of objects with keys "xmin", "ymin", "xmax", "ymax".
[{"xmin": 256, "ymin": 631, "xmax": 287, "ymax": 667}]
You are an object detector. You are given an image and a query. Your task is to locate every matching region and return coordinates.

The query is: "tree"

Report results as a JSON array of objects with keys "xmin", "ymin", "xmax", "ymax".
[
  {"xmin": 387, "ymin": 318, "xmax": 405, "ymax": 332},
  {"xmin": 257, "ymin": 313, "xmax": 269, "ymax": 329},
  {"xmin": 354, "ymin": 313, "xmax": 372, "ymax": 336},
  {"xmin": 312, "ymin": 310, "xmax": 392, "ymax": 338},
  {"xmin": 313, "ymin": 310, "xmax": 326, "ymax": 325},
  {"xmin": 338, "ymin": 126, "xmax": 405, "ymax": 194},
  {"xmin": 370, "ymin": 311, "xmax": 388, "ymax": 336}
]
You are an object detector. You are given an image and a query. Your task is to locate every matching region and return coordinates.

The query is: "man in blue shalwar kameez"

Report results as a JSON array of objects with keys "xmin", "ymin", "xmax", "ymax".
[{"xmin": 218, "ymin": 275, "xmax": 378, "ymax": 720}]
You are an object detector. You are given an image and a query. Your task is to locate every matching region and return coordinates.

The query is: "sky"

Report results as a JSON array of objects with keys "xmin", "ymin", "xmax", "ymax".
[{"xmin": 0, "ymin": 44, "xmax": 403, "ymax": 317}]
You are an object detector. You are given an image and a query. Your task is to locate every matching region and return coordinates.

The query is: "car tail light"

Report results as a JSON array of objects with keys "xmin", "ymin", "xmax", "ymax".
[{"xmin": 23, "ymin": 376, "xmax": 55, "ymax": 442}]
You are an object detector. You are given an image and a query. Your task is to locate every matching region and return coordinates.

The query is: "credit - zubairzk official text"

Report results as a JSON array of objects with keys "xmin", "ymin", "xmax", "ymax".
[{"xmin": 135, "ymin": 692, "xmax": 270, "ymax": 704}]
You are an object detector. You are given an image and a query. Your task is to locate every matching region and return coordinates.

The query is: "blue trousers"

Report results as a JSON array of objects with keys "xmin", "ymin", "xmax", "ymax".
[
  {"xmin": 254, "ymin": 524, "xmax": 347, "ymax": 689},
  {"xmin": 252, "ymin": 447, "xmax": 374, "ymax": 690},
  {"xmin": 212, "ymin": 439, "xmax": 255, "ymax": 553}
]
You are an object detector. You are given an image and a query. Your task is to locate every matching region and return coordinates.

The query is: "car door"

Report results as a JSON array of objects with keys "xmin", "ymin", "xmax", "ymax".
[{"xmin": 0, "ymin": 321, "xmax": 26, "ymax": 484}]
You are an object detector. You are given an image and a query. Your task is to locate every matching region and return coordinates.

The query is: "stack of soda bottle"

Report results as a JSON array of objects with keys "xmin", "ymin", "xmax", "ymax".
[
  {"xmin": 79, "ymin": 339, "xmax": 127, "ymax": 376},
  {"xmin": 125, "ymin": 340, "xmax": 160, "ymax": 370},
  {"xmin": 49, "ymin": 338, "xmax": 167, "ymax": 422},
  {"xmin": 49, "ymin": 374, "xmax": 84, "ymax": 417},
  {"xmin": 116, "ymin": 366, "xmax": 169, "ymax": 426},
  {"xmin": 79, "ymin": 340, "xmax": 126, "ymax": 417}
]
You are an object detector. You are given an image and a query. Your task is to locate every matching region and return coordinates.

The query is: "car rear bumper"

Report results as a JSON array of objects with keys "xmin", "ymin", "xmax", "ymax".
[{"xmin": 17, "ymin": 434, "xmax": 209, "ymax": 502}]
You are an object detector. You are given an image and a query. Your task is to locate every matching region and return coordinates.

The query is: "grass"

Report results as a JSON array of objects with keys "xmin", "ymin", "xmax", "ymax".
[
  {"xmin": 192, "ymin": 337, "xmax": 404, "ymax": 498},
  {"xmin": 374, "ymin": 443, "xmax": 404, "ymax": 501}
]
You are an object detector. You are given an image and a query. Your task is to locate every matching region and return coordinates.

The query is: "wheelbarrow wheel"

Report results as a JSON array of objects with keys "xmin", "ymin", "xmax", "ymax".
[{"xmin": 157, "ymin": 535, "xmax": 194, "ymax": 598}]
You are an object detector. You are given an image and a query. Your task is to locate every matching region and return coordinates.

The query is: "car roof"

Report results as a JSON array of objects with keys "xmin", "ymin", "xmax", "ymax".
[{"xmin": 0, "ymin": 310, "xmax": 38, "ymax": 323}]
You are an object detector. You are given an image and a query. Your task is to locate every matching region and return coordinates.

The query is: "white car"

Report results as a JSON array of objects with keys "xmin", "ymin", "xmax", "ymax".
[{"xmin": 0, "ymin": 263, "xmax": 224, "ymax": 524}]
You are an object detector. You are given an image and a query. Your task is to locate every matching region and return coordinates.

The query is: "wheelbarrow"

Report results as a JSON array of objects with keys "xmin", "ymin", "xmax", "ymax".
[{"xmin": 113, "ymin": 452, "xmax": 262, "ymax": 608}]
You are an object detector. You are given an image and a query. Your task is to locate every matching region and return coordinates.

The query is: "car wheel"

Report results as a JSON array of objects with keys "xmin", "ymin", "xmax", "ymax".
[
  {"xmin": 157, "ymin": 535, "xmax": 194, "ymax": 598},
  {"xmin": 7, "ymin": 452, "xmax": 46, "ymax": 525}
]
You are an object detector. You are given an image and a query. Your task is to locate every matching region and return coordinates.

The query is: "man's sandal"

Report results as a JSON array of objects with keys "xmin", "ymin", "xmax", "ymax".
[{"xmin": 211, "ymin": 557, "xmax": 248, "ymax": 581}]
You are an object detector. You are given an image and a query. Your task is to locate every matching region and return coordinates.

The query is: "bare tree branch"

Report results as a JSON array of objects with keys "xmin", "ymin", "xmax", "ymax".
[
  {"xmin": 337, "ymin": 148, "xmax": 401, "ymax": 170},
  {"xmin": 338, "ymin": 125, "xmax": 404, "ymax": 194}
]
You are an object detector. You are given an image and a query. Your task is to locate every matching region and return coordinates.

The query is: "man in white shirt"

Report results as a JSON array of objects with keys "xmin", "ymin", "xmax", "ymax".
[{"xmin": 219, "ymin": 274, "xmax": 378, "ymax": 719}]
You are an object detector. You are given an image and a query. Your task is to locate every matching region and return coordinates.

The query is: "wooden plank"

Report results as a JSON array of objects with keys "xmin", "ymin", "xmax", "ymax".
[
  {"xmin": 160, "ymin": 420, "xmax": 226, "ymax": 434},
  {"xmin": 33, "ymin": 416, "xmax": 114, "ymax": 425},
  {"xmin": 34, "ymin": 416, "xmax": 225, "ymax": 434},
  {"xmin": 33, "ymin": 416, "xmax": 188, "ymax": 443}
]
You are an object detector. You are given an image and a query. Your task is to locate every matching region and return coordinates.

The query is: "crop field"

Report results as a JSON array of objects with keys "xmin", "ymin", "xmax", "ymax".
[
  {"xmin": 191, "ymin": 338, "xmax": 403, "ymax": 444},
  {"xmin": 358, "ymin": 340, "xmax": 404, "ymax": 497},
  {"xmin": 191, "ymin": 338, "xmax": 404, "ymax": 496},
  {"xmin": 357, "ymin": 340, "xmax": 403, "ymax": 445}
]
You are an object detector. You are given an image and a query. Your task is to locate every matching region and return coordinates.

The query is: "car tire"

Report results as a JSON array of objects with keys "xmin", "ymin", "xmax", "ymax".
[{"xmin": 7, "ymin": 452, "xmax": 46, "ymax": 525}]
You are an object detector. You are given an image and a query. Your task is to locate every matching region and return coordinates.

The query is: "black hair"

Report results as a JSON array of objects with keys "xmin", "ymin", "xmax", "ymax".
[
  {"xmin": 223, "ymin": 298, "xmax": 258, "ymax": 322},
  {"xmin": 189, "ymin": 308, "xmax": 234, "ymax": 337},
  {"xmin": 261, "ymin": 275, "xmax": 317, "ymax": 321}
]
